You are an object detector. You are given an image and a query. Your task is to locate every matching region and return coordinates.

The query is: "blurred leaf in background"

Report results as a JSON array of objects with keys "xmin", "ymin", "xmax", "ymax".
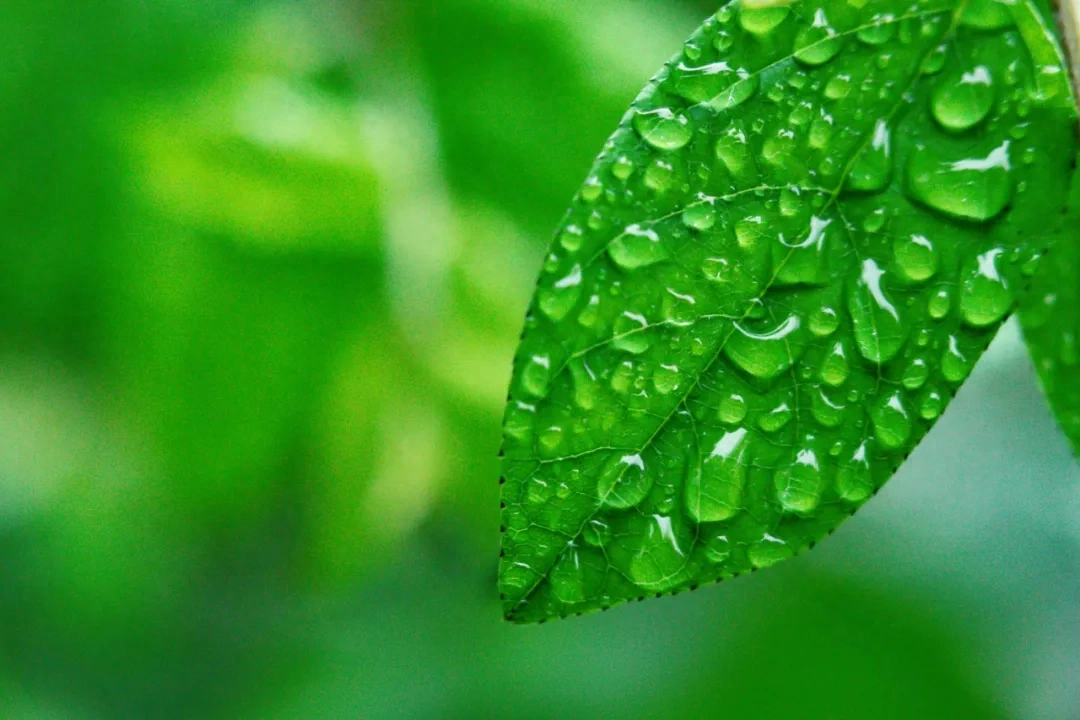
[{"xmin": 0, "ymin": 1, "xmax": 1077, "ymax": 719}]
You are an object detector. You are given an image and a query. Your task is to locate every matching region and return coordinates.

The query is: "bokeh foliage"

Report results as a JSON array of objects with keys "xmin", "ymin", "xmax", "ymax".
[{"xmin": 0, "ymin": 1, "xmax": 1078, "ymax": 718}]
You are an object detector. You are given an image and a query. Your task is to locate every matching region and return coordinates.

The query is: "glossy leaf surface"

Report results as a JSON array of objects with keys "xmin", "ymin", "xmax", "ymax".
[
  {"xmin": 499, "ymin": 0, "xmax": 1078, "ymax": 623},
  {"xmin": 1021, "ymin": 157, "xmax": 1080, "ymax": 449}
]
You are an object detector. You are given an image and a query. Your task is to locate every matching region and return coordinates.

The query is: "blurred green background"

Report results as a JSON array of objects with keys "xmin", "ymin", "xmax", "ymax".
[{"xmin": 1, "ymin": 0, "xmax": 1078, "ymax": 717}]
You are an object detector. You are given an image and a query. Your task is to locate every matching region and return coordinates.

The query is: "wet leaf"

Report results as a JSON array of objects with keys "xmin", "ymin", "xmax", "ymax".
[
  {"xmin": 499, "ymin": 0, "xmax": 1078, "ymax": 623},
  {"xmin": 1020, "ymin": 156, "xmax": 1080, "ymax": 449}
]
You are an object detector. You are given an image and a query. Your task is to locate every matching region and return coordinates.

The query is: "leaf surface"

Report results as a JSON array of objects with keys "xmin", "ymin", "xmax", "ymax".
[
  {"xmin": 1020, "ymin": 157, "xmax": 1080, "ymax": 449},
  {"xmin": 499, "ymin": 0, "xmax": 1078, "ymax": 623}
]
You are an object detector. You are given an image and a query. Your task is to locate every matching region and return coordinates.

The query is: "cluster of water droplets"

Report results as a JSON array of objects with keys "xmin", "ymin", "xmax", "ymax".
[{"xmin": 499, "ymin": 0, "xmax": 1072, "ymax": 622}]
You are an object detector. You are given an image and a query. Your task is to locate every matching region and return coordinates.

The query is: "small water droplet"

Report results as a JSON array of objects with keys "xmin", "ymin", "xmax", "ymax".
[
  {"xmin": 812, "ymin": 388, "xmax": 846, "ymax": 427},
  {"xmin": 559, "ymin": 224, "xmax": 584, "ymax": 252},
  {"xmin": 920, "ymin": 389, "xmax": 943, "ymax": 419},
  {"xmin": 759, "ymin": 402, "xmax": 793, "ymax": 433},
  {"xmin": 613, "ymin": 311, "xmax": 652, "ymax": 354},
  {"xmin": 612, "ymin": 156, "xmax": 635, "ymax": 180},
  {"xmin": 921, "ymin": 44, "xmax": 947, "ymax": 75},
  {"xmin": 836, "ymin": 441, "xmax": 873, "ymax": 503},
  {"xmin": 961, "ymin": 0, "xmax": 1014, "ymax": 29},
  {"xmin": 653, "ymin": 364, "xmax": 682, "ymax": 394},
  {"xmin": 703, "ymin": 533, "xmax": 731, "ymax": 563},
  {"xmin": 633, "ymin": 108, "xmax": 693, "ymax": 151},
  {"xmin": 749, "ymin": 534, "xmax": 794, "ymax": 568},
  {"xmin": 628, "ymin": 514, "xmax": 691, "ymax": 590},
  {"xmin": 810, "ymin": 306, "xmax": 840, "ymax": 336},
  {"xmin": 928, "ymin": 287, "xmax": 951, "ymax": 320},
  {"xmin": 581, "ymin": 176, "xmax": 603, "ymax": 203},
  {"xmin": 902, "ymin": 358, "xmax": 929, "ymax": 390},
  {"xmin": 775, "ymin": 445, "xmax": 824, "ymax": 514},
  {"xmin": 774, "ymin": 216, "xmax": 832, "ymax": 286},
  {"xmin": 644, "ymin": 159, "xmax": 675, "ymax": 193}
]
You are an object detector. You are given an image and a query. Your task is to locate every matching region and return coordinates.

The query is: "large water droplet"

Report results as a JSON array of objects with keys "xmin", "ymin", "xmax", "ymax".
[
  {"xmin": 628, "ymin": 514, "xmax": 691, "ymax": 591},
  {"xmin": 675, "ymin": 61, "xmax": 759, "ymax": 109},
  {"xmin": 718, "ymin": 393, "xmax": 748, "ymax": 425},
  {"xmin": 857, "ymin": 14, "xmax": 896, "ymax": 45},
  {"xmin": 739, "ymin": 5, "xmax": 790, "ymax": 35},
  {"xmin": 538, "ymin": 264, "xmax": 583, "ymax": 321},
  {"xmin": 682, "ymin": 198, "xmax": 717, "ymax": 231},
  {"xmin": 774, "ymin": 216, "xmax": 832, "ymax": 286},
  {"xmin": 749, "ymin": 534, "xmax": 794, "ymax": 568},
  {"xmin": 598, "ymin": 453, "xmax": 653, "ymax": 509},
  {"xmin": 613, "ymin": 311, "xmax": 652, "ymax": 354},
  {"xmin": 794, "ymin": 10, "xmax": 844, "ymax": 66},
  {"xmin": 942, "ymin": 335, "xmax": 971, "ymax": 383},
  {"xmin": 846, "ymin": 119, "xmax": 892, "ymax": 192},
  {"xmin": 569, "ymin": 360, "xmax": 598, "ymax": 410},
  {"xmin": 820, "ymin": 341, "xmax": 849, "ymax": 386},
  {"xmin": 932, "ymin": 66, "xmax": 995, "ymax": 132},
  {"xmin": 960, "ymin": 248, "xmax": 1012, "ymax": 327},
  {"xmin": 685, "ymin": 428, "xmax": 749, "ymax": 522},
  {"xmin": 609, "ymin": 224, "xmax": 669, "ymax": 270},
  {"xmin": 653, "ymin": 364, "xmax": 682, "ymax": 394},
  {"xmin": 810, "ymin": 306, "xmax": 840, "ymax": 336},
  {"xmin": 774, "ymin": 445, "xmax": 824, "ymax": 514},
  {"xmin": 725, "ymin": 314, "xmax": 804, "ymax": 380},
  {"xmin": 849, "ymin": 258, "xmax": 907, "ymax": 364},
  {"xmin": 520, "ymin": 355, "xmax": 552, "ymax": 397},
  {"xmin": 894, "ymin": 234, "xmax": 938, "ymax": 282},
  {"xmin": 961, "ymin": 0, "xmax": 1014, "ymax": 29},
  {"xmin": 872, "ymin": 391, "xmax": 912, "ymax": 450},
  {"xmin": 633, "ymin": 108, "xmax": 693, "ymax": 151},
  {"xmin": 906, "ymin": 141, "xmax": 1013, "ymax": 222},
  {"xmin": 836, "ymin": 441, "xmax": 873, "ymax": 502}
]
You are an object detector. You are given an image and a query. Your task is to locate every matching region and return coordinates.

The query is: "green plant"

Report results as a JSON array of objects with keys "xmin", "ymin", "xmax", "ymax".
[{"xmin": 498, "ymin": 0, "xmax": 1080, "ymax": 624}]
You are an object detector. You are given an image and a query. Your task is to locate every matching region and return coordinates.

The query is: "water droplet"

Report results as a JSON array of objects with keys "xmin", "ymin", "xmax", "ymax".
[
  {"xmin": 902, "ymin": 358, "xmax": 929, "ymax": 390},
  {"xmin": 863, "ymin": 208, "xmax": 886, "ymax": 233},
  {"xmin": 932, "ymin": 66, "xmax": 995, "ymax": 132},
  {"xmin": 538, "ymin": 426, "xmax": 565, "ymax": 457},
  {"xmin": 836, "ymin": 440, "xmax": 873, "ymax": 502},
  {"xmin": 568, "ymin": 360, "xmax": 598, "ymax": 410},
  {"xmin": 794, "ymin": 10, "xmax": 844, "ymax": 66},
  {"xmin": 739, "ymin": 5, "xmax": 790, "ymax": 35},
  {"xmin": 577, "ymin": 294, "xmax": 603, "ymax": 329},
  {"xmin": 598, "ymin": 453, "xmax": 652, "ymax": 509},
  {"xmin": 583, "ymin": 519, "xmax": 611, "ymax": 547},
  {"xmin": 928, "ymin": 287, "xmax": 951, "ymax": 320},
  {"xmin": 676, "ymin": 61, "xmax": 759, "ymax": 109},
  {"xmin": 715, "ymin": 31, "xmax": 734, "ymax": 53},
  {"xmin": 942, "ymin": 336, "xmax": 970, "ymax": 383},
  {"xmin": 559, "ymin": 225, "xmax": 584, "ymax": 252},
  {"xmin": 857, "ymin": 14, "xmax": 896, "ymax": 45},
  {"xmin": 715, "ymin": 125, "xmax": 751, "ymax": 176},
  {"xmin": 820, "ymin": 342, "xmax": 849, "ymax": 386},
  {"xmin": 921, "ymin": 44, "xmax": 947, "ymax": 75},
  {"xmin": 628, "ymin": 515, "xmax": 691, "ymax": 590},
  {"xmin": 609, "ymin": 224, "xmax": 669, "ymax": 270},
  {"xmin": 704, "ymin": 533, "xmax": 731, "ymax": 563},
  {"xmin": 653, "ymin": 364, "xmax": 682, "ymax": 394},
  {"xmin": 504, "ymin": 401, "xmax": 536, "ymax": 441},
  {"xmin": 719, "ymin": 394, "xmax": 748, "ymax": 425},
  {"xmin": 613, "ymin": 311, "xmax": 651, "ymax": 354},
  {"xmin": 644, "ymin": 159, "xmax": 675, "ymax": 193},
  {"xmin": 774, "ymin": 216, "xmax": 832, "ymax": 286},
  {"xmin": 633, "ymin": 108, "xmax": 693, "ymax": 151},
  {"xmin": 538, "ymin": 264, "xmax": 583, "ymax": 321},
  {"xmin": 960, "ymin": 248, "xmax": 1012, "ymax": 327},
  {"xmin": 906, "ymin": 141, "xmax": 1013, "ymax": 222},
  {"xmin": 749, "ymin": 534, "xmax": 794, "ymax": 568},
  {"xmin": 759, "ymin": 402, "xmax": 793, "ymax": 433},
  {"xmin": 682, "ymin": 198, "xmax": 717, "ymax": 231},
  {"xmin": 775, "ymin": 446, "xmax": 824, "ymax": 514},
  {"xmin": 920, "ymin": 389, "xmax": 943, "ymax": 420},
  {"xmin": 581, "ymin": 176, "xmax": 603, "ymax": 203},
  {"xmin": 961, "ymin": 0, "xmax": 1014, "ymax": 29},
  {"xmin": 725, "ymin": 314, "xmax": 804, "ymax": 380},
  {"xmin": 612, "ymin": 156, "xmax": 635, "ymax": 180},
  {"xmin": 872, "ymin": 391, "xmax": 912, "ymax": 450},
  {"xmin": 846, "ymin": 119, "xmax": 892, "ymax": 192},
  {"xmin": 526, "ymin": 477, "xmax": 554, "ymax": 505},
  {"xmin": 686, "ymin": 428, "xmax": 750, "ymax": 522},
  {"xmin": 549, "ymin": 547, "xmax": 604, "ymax": 604},
  {"xmin": 810, "ymin": 307, "xmax": 840, "ymax": 336},
  {"xmin": 894, "ymin": 234, "xmax": 938, "ymax": 282},
  {"xmin": 812, "ymin": 388, "xmax": 846, "ymax": 427},
  {"xmin": 520, "ymin": 355, "xmax": 552, "ymax": 397},
  {"xmin": 849, "ymin": 258, "xmax": 907, "ymax": 364}
]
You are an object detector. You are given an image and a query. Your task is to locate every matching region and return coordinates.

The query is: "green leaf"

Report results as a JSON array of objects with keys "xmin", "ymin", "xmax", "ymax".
[
  {"xmin": 1020, "ymin": 156, "xmax": 1080, "ymax": 447},
  {"xmin": 498, "ymin": 0, "xmax": 1078, "ymax": 623}
]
